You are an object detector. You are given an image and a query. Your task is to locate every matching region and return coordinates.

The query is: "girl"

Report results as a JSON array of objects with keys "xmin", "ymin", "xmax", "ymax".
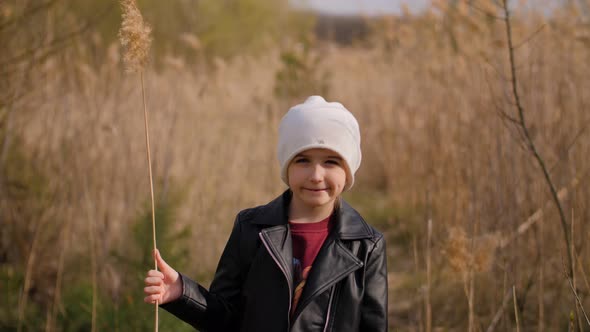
[{"xmin": 144, "ymin": 96, "xmax": 388, "ymax": 331}]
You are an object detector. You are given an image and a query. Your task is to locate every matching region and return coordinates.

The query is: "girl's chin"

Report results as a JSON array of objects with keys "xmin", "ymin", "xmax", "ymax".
[{"xmin": 301, "ymin": 196, "xmax": 335, "ymax": 208}]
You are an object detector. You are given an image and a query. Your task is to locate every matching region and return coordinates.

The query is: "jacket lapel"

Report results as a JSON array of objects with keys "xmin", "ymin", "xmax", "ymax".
[
  {"xmin": 255, "ymin": 191, "xmax": 294, "ymax": 299},
  {"xmin": 259, "ymin": 225, "xmax": 294, "ymax": 288},
  {"xmin": 292, "ymin": 234, "xmax": 363, "ymax": 320},
  {"xmin": 259, "ymin": 224, "xmax": 296, "ymax": 326}
]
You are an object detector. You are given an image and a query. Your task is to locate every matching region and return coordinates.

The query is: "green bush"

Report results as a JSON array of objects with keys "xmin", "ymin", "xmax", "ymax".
[
  {"xmin": 274, "ymin": 34, "xmax": 331, "ymax": 100},
  {"xmin": 67, "ymin": 0, "xmax": 311, "ymax": 60}
]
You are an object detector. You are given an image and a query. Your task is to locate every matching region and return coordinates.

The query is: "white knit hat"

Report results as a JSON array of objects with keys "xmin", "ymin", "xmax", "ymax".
[{"xmin": 277, "ymin": 95, "xmax": 361, "ymax": 190}]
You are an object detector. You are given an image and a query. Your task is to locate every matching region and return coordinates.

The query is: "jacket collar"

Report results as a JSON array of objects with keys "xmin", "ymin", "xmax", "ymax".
[{"xmin": 251, "ymin": 190, "xmax": 372, "ymax": 240}]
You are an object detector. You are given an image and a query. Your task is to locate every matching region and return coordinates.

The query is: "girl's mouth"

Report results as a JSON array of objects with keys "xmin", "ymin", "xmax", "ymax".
[{"xmin": 305, "ymin": 188, "xmax": 328, "ymax": 192}]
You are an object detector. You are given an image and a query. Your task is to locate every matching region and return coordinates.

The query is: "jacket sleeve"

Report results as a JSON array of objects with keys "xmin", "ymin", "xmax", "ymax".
[
  {"xmin": 160, "ymin": 215, "xmax": 246, "ymax": 331},
  {"xmin": 360, "ymin": 234, "xmax": 388, "ymax": 332}
]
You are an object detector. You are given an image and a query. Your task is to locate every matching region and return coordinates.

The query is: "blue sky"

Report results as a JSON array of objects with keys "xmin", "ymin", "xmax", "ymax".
[
  {"xmin": 290, "ymin": 0, "xmax": 572, "ymax": 16},
  {"xmin": 290, "ymin": 0, "xmax": 431, "ymax": 16}
]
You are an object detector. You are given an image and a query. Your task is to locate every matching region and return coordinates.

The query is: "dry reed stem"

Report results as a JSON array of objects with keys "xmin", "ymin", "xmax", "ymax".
[
  {"xmin": 141, "ymin": 72, "xmax": 159, "ymax": 331},
  {"xmin": 566, "ymin": 277, "xmax": 590, "ymax": 327},
  {"xmin": 118, "ymin": 0, "xmax": 158, "ymax": 330},
  {"xmin": 17, "ymin": 215, "xmax": 50, "ymax": 332},
  {"xmin": 571, "ymin": 209, "xmax": 582, "ymax": 332},
  {"xmin": 85, "ymin": 193, "xmax": 97, "ymax": 332},
  {"xmin": 412, "ymin": 235, "xmax": 419, "ymax": 272},
  {"xmin": 571, "ymin": 209, "xmax": 589, "ymax": 330},
  {"xmin": 140, "ymin": 73, "xmax": 157, "ymax": 271},
  {"xmin": 504, "ymin": 269, "xmax": 509, "ymax": 331},
  {"xmin": 538, "ymin": 217, "xmax": 544, "ymax": 332},
  {"xmin": 411, "ymin": 234, "xmax": 423, "ymax": 331},
  {"xmin": 80, "ymin": 177, "xmax": 99, "ymax": 332},
  {"xmin": 425, "ymin": 219, "xmax": 432, "ymax": 332},
  {"xmin": 486, "ymin": 288, "xmax": 512, "ymax": 332},
  {"xmin": 468, "ymin": 266, "xmax": 474, "ymax": 332},
  {"xmin": 513, "ymin": 286, "xmax": 521, "ymax": 332},
  {"xmin": 46, "ymin": 218, "xmax": 70, "ymax": 332},
  {"xmin": 575, "ymin": 253, "xmax": 590, "ymax": 297}
]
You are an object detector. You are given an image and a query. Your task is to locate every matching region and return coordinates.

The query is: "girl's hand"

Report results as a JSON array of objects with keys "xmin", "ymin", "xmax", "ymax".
[{"xmin": 143, "ymin": 249, "xmax": 182, "ymax": 305}]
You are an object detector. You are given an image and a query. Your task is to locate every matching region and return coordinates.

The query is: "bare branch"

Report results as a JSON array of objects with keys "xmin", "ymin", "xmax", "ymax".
[
  {"xmin": 496, "ymin": 106, "xmax": 520, "ymax": 126},
  {"xmin": 491, "ymin": 0, "xmax": 503, "ymax": 7},
  {"xmin": 0, "ymin": 4, "xmax": 114, "ymax": 70},
  {"xmin": 467, "ymin": 0, "xmax": 505, "ymax": 20},
  {"xmin": 482, "ymin": 56, "xmax": 509, "ymax": 82},
  {"xmin": 0, "ymin": 0, "xmax": 60, "ymax": 31},
  {"xmin": 501, "ymin": 0, "xmax": 573, "ymax": 278},
  {"xmin": 556, "ymin": 119, "xmax": 590, "ymax": 169},
  {"xmin": 514, "ymin": 24, "xmax": 546, "ymax": 50}
]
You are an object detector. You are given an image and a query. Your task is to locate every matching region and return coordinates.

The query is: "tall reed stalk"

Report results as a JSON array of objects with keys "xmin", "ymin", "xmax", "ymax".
[
  {"xmin": 513, "ymin": 286, "xmax": 521, "ymax": 332},
  {"xmin": 46, "ymin": 217, "xmax": 70, "ymax": 332},
  {"xmin": 538, "ymin": 217, "xmax": 544, "ymax": 332},
  {"xmin": 84, "ymin": 189, "xmax": 98, "ymax": 332},
  {"xmin": 118, "ymin": 0, "xmax": 157, "ymax": 330},
  {"xmin": 570, "ymin": 209, "xmax": 590, "ymax": 329},
  {"xmin": 140, "ymin": 72, "xmax": 159, "ymax": 330},
  {"xmin": 17, "ymin": 219, "xmax": 45, "ymax": 332},
  {"xmin": 425, "ymin": 219, "xmax": 432, "ymax": 332}
]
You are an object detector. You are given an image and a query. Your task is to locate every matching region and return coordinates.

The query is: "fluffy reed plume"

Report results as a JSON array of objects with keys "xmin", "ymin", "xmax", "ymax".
[
  {"xmin": 444, "ymin": 227, "xmax": 499, "ymax": 332},
  {"xmin": 119, "ymin": 1, "xmax": 158, "ymax": 331},
  {"xmin": 119, "ymin": 0, "xmax": 152, "ymax": 73},
  {"xmin": 444, "ymin": 227, "xmax": 498, "ymax": 278}
]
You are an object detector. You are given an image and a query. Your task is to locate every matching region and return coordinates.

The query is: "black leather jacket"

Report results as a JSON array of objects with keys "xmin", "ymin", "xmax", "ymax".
[{"xmin": 161, "ymin": 191, "xmax": 388, "ymax": 331}]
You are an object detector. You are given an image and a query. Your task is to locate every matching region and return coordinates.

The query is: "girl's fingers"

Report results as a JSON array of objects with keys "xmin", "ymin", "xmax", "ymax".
[
  {"xmin": 143, "ymin": 294, "xmax": 161, "ymax": 303},
  {"xmin": 146, "ymin": 270, "xmax": 164, "ymax": 278},
  {"xmin": 144, "ymin": 276, "xmax": 163, "ymax": 286},
  {"xmin": 143, "ymin": 286, "xmax": 163, "ymax": 295}
]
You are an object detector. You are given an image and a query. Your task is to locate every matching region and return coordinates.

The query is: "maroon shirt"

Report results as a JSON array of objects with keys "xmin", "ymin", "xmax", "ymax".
[{"xmin": 289, "ymin": 215, "xmax": 333, "ymax": 315}]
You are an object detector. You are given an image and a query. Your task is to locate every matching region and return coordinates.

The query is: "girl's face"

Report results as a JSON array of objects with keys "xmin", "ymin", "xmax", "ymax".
[{"xmin": 287, "ymin": 148, "xmax": 347, "ymax": 214}]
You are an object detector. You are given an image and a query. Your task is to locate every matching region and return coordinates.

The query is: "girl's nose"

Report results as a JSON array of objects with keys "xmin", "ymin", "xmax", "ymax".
[{"xmin": 310, "ymin": 164, "xmax": 324, "ymax": 182}]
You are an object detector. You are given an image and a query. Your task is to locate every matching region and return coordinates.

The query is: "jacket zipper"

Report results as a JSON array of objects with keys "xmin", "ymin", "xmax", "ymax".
[
  {"xmin": 259, "ymin": 232, "xmax": 292, "ymax": 328},
  {"xmin": 323, "ymin": 286, "xmax": 336, "ymax": 332}
]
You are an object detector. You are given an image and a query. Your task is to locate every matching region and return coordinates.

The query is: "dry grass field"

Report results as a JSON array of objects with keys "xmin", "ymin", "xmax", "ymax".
[{"xmin": 1, "ymin": 0, "xmax": 590, "ymax": 331}]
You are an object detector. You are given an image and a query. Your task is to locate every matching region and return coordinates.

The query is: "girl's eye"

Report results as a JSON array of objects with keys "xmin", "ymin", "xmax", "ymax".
[
  {"xmin": 325, "ymin": 159, "xmax": 341, "ymax": 165},
  {"xmin": 294, "ymin": 158, "xmax": 309, "ymax": 164}
]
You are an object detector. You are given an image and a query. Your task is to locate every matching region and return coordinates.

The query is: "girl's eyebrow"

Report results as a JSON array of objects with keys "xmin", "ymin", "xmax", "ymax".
[{"xmin": 296, "ymin": 153, "xmax": 342, "ymax": 160}]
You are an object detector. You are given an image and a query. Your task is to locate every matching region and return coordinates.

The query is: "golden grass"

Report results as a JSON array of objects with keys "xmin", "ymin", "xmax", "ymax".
[{"xmin": 5, "ymin": 3, "xmax": 590, "ymax": 331}]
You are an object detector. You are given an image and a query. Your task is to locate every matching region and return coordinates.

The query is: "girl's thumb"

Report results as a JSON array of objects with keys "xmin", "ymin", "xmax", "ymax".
[{"xmin": 154, "ymin": 249, "xmax": 172, "ymax": 273}]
